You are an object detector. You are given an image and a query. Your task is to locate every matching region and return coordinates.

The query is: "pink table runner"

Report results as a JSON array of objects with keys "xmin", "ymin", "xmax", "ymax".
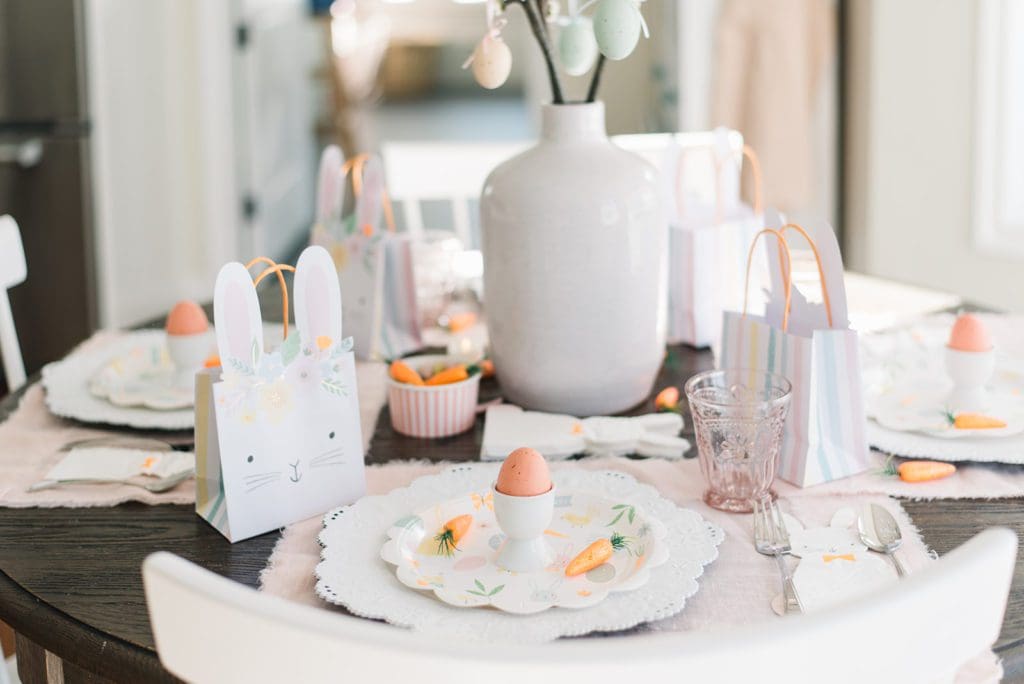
[{"xmin": 259, "ymin": 457, "xmax": 1000, "ymax": 680}]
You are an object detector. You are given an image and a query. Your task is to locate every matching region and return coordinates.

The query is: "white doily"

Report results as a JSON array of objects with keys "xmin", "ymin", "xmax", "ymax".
[
  {"xmin": 42, "ymin": 331, "xmax": 195, "ymax": 431},
  {"xmin": 316, "ymin": 464, "xmax": 723, "ymax": 644}
]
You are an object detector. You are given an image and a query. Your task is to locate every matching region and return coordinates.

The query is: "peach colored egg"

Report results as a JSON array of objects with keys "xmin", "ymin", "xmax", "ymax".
[
  {"xmin": 496, "ymin": 447, "xmax": 551, "ymax": 497},
  {"xmin": 166, "ymin": 300, "xmax": 209, "ymax": 336},
  {"xmin": 948, "ymin": 314, "xmax": 992, "ymax": 352}
]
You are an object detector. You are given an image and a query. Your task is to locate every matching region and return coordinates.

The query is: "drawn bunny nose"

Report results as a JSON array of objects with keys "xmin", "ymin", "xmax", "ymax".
[{"xmin": 289, "ymin": 460, "xmax": 302, "ymax": 483}]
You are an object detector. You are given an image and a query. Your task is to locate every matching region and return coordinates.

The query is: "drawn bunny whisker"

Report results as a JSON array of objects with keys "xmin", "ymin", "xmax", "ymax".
[
  {"xmin": 311, "ymin": 460, "xmax": 345, "ymax": 469},
  {"xmin": 244, "ymin": 471, "xmax": 282, "ymax": 483},
  {"xmin": 245, "ymin": 475, "xmax": 282, "ymax": 493},
  {"xmin": 312, "ymin": 451, "xmax": 345, "ymax": 465}
]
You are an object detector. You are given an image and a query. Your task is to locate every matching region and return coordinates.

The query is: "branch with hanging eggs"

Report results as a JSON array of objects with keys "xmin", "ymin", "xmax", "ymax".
[{"xmin": 464, "ymin": 0, "xmax": 648, "ymax": 103}]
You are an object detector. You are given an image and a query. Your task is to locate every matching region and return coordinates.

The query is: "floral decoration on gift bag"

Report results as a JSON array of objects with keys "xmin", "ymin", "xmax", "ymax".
[
  {"xmin": 718, "ymin": 220, "xmax": 870, "ymax": 487},
  {"xmin": 194, "ymin": 246, "xmax": 366, "ymax": 542}
]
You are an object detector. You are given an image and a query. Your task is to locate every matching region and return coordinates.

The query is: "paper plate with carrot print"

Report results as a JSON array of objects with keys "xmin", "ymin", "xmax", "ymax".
[{"xmin": 379, "ymin": 487, "xmax": 668, "ymax": 614}]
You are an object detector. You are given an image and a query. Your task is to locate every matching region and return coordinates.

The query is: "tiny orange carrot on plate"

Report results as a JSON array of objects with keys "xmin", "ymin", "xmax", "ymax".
[
  {"xmin": 565, "ymin": 533, "xmax": 629, "ymax": 577},
  {"xmin": 435, "ymin": 514, "xmax": 473, "ymax": 556},
  {"xmin": 898, "ymin": 461, "xmax": 956, "ymax": 483},
  {"xmin": 947, "ymin": 412, "xmax": 1007, "ymax": 430},
  {"xmin": 390, "ymin": 360, "xmax": 425, "ymax": 386}
]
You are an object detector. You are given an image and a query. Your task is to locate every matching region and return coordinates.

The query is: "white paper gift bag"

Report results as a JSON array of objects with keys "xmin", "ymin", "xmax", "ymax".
[
  {"xmin": 311, "ymin": 148, "xmax": 422, "ymax": 361},
  {"xmin": 195, "ymin": 246, "xmax": 366, "ymax": 542},
  {"xmin": 668, "ymin": 129, "xmax": 765, "ymax": 348},
  {"xmin": 718, "ymin": 221, "xmax": 870, "ymax": 488}
]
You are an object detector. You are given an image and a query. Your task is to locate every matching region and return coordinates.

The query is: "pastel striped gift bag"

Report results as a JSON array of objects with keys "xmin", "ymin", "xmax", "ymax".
[
  {"xmin": 718, "ymin": 221, "xmax": 870, "ymax": 487},
  {"xmin": 668, "ymin": 130, "xmax": 765, "ymax": 348}
]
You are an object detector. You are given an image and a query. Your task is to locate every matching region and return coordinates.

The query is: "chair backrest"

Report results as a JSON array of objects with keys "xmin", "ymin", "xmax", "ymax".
[
  {"xmin": 144, "ymin": 527, "xmax": 1016, "ymax": 684},
  {"xmin": 0, "ymin": 215, "xmax": 27, "ymax": 390},
  {"xmin": 381, "ymin": 141, "xmax": 529, "ymax": 249}
]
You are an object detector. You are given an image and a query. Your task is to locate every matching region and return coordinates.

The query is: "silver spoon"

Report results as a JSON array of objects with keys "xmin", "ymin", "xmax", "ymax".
[
  {"xmin": 857, "ymin": 503, "xmax": 908, "ymax": 577},
  {"xmin": 27, "ymin": 469, "xmax": 194, "ymax": 493}
]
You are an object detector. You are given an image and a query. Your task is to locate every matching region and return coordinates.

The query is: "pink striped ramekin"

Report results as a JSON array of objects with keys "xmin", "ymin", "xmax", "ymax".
[{"xmin": 387, "ymin": 355, "xmax": 482, "ymax": 438}]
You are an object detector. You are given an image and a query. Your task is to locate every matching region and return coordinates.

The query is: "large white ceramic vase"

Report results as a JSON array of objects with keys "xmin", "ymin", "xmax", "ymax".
[{"xmin": 481, "ymin": 102, "xmax": 665, "ymax": 416}]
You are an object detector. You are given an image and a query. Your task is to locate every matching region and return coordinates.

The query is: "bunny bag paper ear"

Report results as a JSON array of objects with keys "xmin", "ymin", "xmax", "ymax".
[
  {"xmin": 354, "ymin": 155, "xmax": 386, "ymax": 235},
  {"xmin": 316, "ymin": 145, "xmax": 345, "ymax": 224},
  {"xmin": 214, "ymin": 262, "xmax": 264, "ymax": 367},
  {"xmin": 294, "ymin": 245, "xmax": 343, "ymax": 346}
]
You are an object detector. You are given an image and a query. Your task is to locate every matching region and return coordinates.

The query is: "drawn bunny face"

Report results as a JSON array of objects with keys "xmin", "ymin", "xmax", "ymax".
[
  {"xmin": 787, "ymin": 508, "xmax": 867, "ymax": 558},
  {"xmin": 212, "ymin": 245, "xmax": 366, "ymax": 541}
]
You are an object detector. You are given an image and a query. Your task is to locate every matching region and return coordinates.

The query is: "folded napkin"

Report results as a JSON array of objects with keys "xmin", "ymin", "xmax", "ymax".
[
  {"xmin": 42, "ymin": 448, "xmax": 195, "ymax": 483},
  {"xmin": 480, "ymin": 405, "xmax": 690, "ymax": 461}
]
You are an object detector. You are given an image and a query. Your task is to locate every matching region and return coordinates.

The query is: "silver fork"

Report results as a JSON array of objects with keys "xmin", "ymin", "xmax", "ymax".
[{"xmin": 753, "ymin": 496, "xmax": 804, "ymax": 615}]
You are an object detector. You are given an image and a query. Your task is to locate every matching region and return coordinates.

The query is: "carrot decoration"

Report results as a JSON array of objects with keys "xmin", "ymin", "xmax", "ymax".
[
  {"xmin": 898, "ymin": 461, "xmax": 957, "ymax": 483},
  {"xmin": 565, "ymin": 532, "xmax": 629, "ymax": 577},
  {"xmin": 480, "ymin": 359, "xmax": 495, "ymax": 378},
  {"xmin": 425, "ymin": 363, "xmax": 485, "ymax": 386},
  {"xmin": 655, "ymin": 386, "xmax": 680, "ymax": 412},
  {"xmin": 426, "ymin": 364, "xmax": 469, "ymax": 386},
  {"xmin": 389, "ymin": 360, "xmax": 425, "ymax": 386},
  {"xmin": 946, "ymin": 411, "xmax": 1007, "ymax": 430},
  {"xmin": 435, "ymin": 514, "xmax": 473, "ymax": 556}
]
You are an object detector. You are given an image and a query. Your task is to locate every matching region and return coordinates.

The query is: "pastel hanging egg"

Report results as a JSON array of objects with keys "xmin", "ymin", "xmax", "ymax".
[
  {"xmin": 593, "ymin": 0, "xmax": 641, "ymax": 61},
  {"xmin": 472, "ymin": 36, "xmax": 512, "ymax": 89},
  {"xmin": 559, "ymin": 16, "xmax": 598, "ymax": 76}
]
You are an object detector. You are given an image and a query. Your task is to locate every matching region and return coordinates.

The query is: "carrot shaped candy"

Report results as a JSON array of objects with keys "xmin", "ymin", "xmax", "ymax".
[
  {"xmin": 435, "ymin": 514, "xmax": 473, "ymax": 556},
  {"xmin": 947, "ymin": 412, "xmax": 1007, "ymax": 430},
  {"xmin": 898, "ymin": 461, "xmax": 956, "ymax": 483},
  {"xmin": 655, "ymin": 386, "xmax": 680, "ymax": 411},
  {"xmin": 425, "ymin": 364, "xmax": 469, "ymax": 386},
  {"xmin": 565, "ymin": 533, "xmax": 629, "ymax": 577},
  {"xmin": 390, "ymin": 360, "xmax": 425, "ymax": 386}
]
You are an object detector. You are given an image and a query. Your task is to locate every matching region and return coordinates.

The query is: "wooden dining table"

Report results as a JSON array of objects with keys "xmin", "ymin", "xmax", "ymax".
[{"xmin": 1, "ymin": 339, "xmax": 1023, "ymax": 683}]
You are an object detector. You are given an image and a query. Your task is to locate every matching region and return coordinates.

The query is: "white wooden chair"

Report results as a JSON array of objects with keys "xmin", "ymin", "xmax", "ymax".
[
  {"xmin": 380, "ymin": 141, "xmax": 528, "ymax": 249},
  {"xmin": 144, "ymin": 527, "xmax": 1016, "ymax": 683},
  {"xmin": 0, "ymin": 215, "xmax": 27, "ymax": 391}
]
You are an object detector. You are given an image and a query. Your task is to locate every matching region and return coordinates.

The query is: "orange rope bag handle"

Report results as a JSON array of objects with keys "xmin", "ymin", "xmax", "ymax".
[
  {"xmin": 741, "ymin": 222, "xmax": 834, "ymax": 332},
  {"xmin": 675, "ymin": 141, "xmax": 764, "ymax": 225},
  {"xmin": 342, "ymin": 153, "xmax": 396, "ymax": 235},
  {"xmin": 245, "ymin": 256, "xmax": 296, "ymax": 339}
]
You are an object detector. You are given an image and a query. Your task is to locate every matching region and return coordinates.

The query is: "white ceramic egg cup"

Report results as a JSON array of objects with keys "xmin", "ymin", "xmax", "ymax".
[
  {"xmin": 945, "ymin": 346, "xmax": 995, "ymax": 413},
  {"xmin": 492, "ymin": 483, "xmax": 555, "ymax": 572},
  {"xmin": 167, "ymin": 331, "xmax": 212, "ymax": 388}
]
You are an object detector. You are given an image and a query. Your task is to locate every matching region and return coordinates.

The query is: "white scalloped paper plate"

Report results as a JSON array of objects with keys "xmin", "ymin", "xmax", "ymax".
[
  {"xmin": 88, "ymin": 340, "xmax": 199, "ymax": 411},
  {"xmin": 316, "ymin": 465, "xmax": 724, "ymax": 643},
  {"xmin": 380, "ymin": 489, "xmax": 668, "ymax": 614},
  {"xmin": 42, "ymin": 331, "xmax": 195, "ymax": 430}
]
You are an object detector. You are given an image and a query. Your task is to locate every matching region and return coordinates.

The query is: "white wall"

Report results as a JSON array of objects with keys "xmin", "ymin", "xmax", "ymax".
[
  {"xmin": 86, "ymin": 0, "xmax": 240, "ymax": 328},
  {"xmin": 846, "ymin": 0, "xmax": 1023, "ymax": 312}
]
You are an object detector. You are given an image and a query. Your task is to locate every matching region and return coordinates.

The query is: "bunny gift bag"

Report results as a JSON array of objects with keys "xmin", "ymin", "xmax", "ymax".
[
  {"xmin": 311, "ymin": 147, "xmax": 422, "ymax": 361},
  {"xmin": 194, "ymin": 246, "xmax": 366, "ymax": 542},
  {"xmin": 718, "ymin": 219, "xmax": 871, "ymax": 487}
]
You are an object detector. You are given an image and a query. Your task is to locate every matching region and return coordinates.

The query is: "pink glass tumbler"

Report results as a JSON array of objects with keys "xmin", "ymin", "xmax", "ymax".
[{"xmin": 685, "ymin": 369, "xmax": 792, "ymax": 513}]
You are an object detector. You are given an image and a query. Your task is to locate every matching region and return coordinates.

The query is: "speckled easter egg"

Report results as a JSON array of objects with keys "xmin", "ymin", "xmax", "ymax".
[
  {"xmin": 593, "ymin": 0, "xmax": 641, "ymax": 61},
  {"xmin": 559, "ymin": 16, "xmax": 598, "ymax": 76},
  {"xmin": 472, "ymin": 36, "xmax": 512, "ymax": 89}
]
